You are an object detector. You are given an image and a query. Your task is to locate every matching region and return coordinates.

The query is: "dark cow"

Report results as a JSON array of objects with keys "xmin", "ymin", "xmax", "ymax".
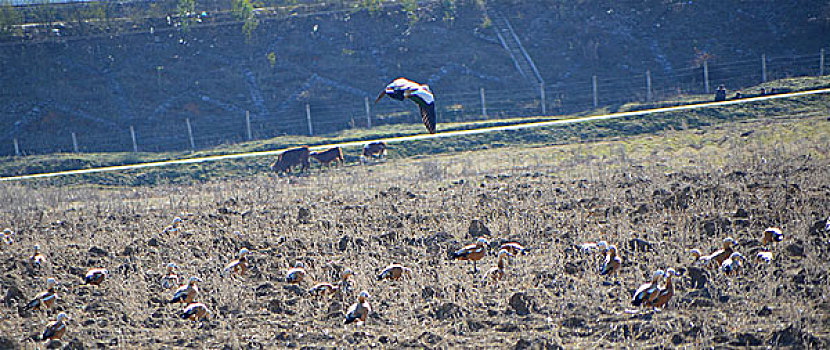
[
  {"xmin": 362, "ymin": 142, "xmax": 387, "ymax": 163},
  {"xmin": 271, "ymin": 146, "xmax": 310, "ymax": 174},
  {"xmin": 310, "ymin": 147, "xmax": 344, "ymax": 167}
]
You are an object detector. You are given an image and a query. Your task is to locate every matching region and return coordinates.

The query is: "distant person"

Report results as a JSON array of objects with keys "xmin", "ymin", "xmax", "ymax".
[{"xmin": 714, "ymin": 85, "xmax": 727, "ymax": 102}]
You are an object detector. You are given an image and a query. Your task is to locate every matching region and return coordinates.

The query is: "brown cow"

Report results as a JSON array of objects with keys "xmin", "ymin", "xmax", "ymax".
[
  {"xmin": 271, "ymin": 146, "xmax": 310, "ymax": 174},
  {"xmin": 361, "ymin": 142, "xmax": 387, "ymax": 163},
  {"xmin": 310, "ymin": 147, "xmax": 344, "ymax": 167}
]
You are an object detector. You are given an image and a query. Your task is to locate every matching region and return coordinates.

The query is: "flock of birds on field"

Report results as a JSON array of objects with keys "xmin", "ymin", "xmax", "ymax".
[
  {"xmin": 0, "ymin": 219, "xmax": 796, "ymax": 345},
  {"xmin": 1, "ymin": 78, "xmax": 822, "ymax": 345}
]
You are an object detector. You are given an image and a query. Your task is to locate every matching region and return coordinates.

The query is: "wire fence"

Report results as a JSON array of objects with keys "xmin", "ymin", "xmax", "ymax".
[{"xmin": 3, "ymin": 48, "xmax": 828, "ymax": 157}]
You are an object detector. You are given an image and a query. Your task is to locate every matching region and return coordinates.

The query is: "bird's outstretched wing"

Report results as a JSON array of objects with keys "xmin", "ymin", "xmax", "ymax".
[{"xmin": 409, "ymin": 94, "xmax": 437, "ymax": 134}]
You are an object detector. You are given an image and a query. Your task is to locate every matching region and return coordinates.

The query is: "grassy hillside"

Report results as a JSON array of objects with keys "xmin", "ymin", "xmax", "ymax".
[
  {"xmin": 1, "ymin": 76, "xmax": 828, "ymax": 185},
  {"xmin": 1, "ymin": 0, "xmax": 827, "ymax": 155},
  {"xmin": 0, "ymin": 99, "xmax": 828, "ymax": 348}
]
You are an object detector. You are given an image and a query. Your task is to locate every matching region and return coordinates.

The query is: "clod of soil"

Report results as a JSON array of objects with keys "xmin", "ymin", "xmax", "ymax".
[
  {"xmin": 509, "ymin": 292, "xmax": 532, "ymax": 316},
  {"xmin": 468, "ymin": 219, "xmax": 491, "ymax": 238}
]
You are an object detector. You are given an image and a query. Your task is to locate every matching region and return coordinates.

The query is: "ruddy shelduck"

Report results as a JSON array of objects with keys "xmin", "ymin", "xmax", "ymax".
[
  {"xmin": 377, "ymin": 263, "xmax": 412, "ymax": 281},
  {"xmin": 483, "ymin": 249, "xmax": 512, "ymax": 282},
  {"xmin": 632, "ymin": 270, "xmax": 664, "ymax": 307},
  {"xmin": 161, "ymin": 263, "xmax": 179, "ymax": 289},
  {"xmin": 757, "ymin": 227, "xmax": 784, "ymax": 263},
  {"xmin": 24, "ymin": 278, "xmax": 58, "ymax": 311},
  {"xmin": 578, "ymin": 240, "xmax": 608, "ymax": 255},
  {"xmin": 2, "ymin": 228, "xmax": 13, "ymax": 245},
  {"xmin": 83, "ymin": 268, "xmax": 109, "ymax": 286},
  {"xmin": 30, "ymin": 244, "xmax": 46, "ymax": 267},
  {"xmin": 286, "ymin": 262, "xmax": 306, "ymax": 284},
  {"xmin": 709, "ymin": 237, "xmax": 736, "ymax": 267},
  {"xmin": 171, "ymin": 276, "xmax": 201, "ymax": 304},
  {"xmin": 451, "ymin": 237, "xmax": 489, "ymax": 272},
  {"xmin": 41, "ymin": 313, "xmax": 69, "ymax": 341},
  {"xmin": 224, "ymin": 248, "xmax": 250, "ymax": 276},
  {"xmin": 180, "ymin": 302, "xmax": 211, "ymax": 321},
  {"xmin": 599, "ymin": 245, "xmax": 622, "ymax": 276},
  {"xmin": 762, "ymin": 227, "xmax": 784, "ymax": 246},
  {"xmin": 652, "ymin": 268, "xmax": 679, "ymax": 308},
  {"xmin": 163, "ymin": 216, "xmax": 183, "ymax": 234},
  {"xmin": 720, "ymin": 252, "xmax": 744, "ymax": 275},
  {"xmin": 499, "ymin": 242, "xmax": 529, "ymax": 256},
  {"xmin": 344, "ymin": 291, "xmax": 372, "ymax": 325},
  {"xmin": 309, "ymin": 268, "xmax": 354, "ymax": 296}
]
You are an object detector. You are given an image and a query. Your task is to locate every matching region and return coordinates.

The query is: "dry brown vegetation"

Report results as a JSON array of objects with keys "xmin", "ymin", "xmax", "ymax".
[{"xmin": 1, "ymin": 114, "xmax": 829, "ymax": 349}]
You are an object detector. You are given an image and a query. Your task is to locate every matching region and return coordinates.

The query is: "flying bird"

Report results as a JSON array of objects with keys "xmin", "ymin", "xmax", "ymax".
[{"xmin": 375, "ymin": 78, "xmax": 437, "ymax": 134}]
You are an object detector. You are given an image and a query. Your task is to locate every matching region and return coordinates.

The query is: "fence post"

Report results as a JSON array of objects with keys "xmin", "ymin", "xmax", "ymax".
[
  {"xmin": 480, "ymin": 87, "xmax": 487, "ymax": 117},
  {"xmin": 761, "ymin": 53, "xmax": 767, "ymax": 82},
  {"xmin": 130, "ymin": 126, "xmax": 138, "ymax": 152},
  {"xmin": 13, "ymin": 138, "xmax": 19, "ymax": 156},
  {"xmin": 592, "ymin": 75, "xmax": 598, "ymax": 108},
  {"xmin": 821, "ymin": 48, "xmax": 825, "ymax": 76},
  {"xmin": 186, "ymin": 118, "xmax": 195, "ymax": 150},
  {"xmin": 305, "ymin": 104, "xmax": 314, "ymax": 136},
  {"xmin": 364, "ymin": 97, "xmax": 372, "ymax": 128},
  {"xmin": 540, "ymin": 83, "xmax": 546, "ymax": 115},
  {"xmin": 703, "ymin": 60, "xmax": 710, "ymax": 94},
  {"xmin": 646, "ymin": 70, "xmax": 653, "ymax": 102},
  {"xmin": 71, "ymin": 132, "xmax": 79, "ymax": 153},
  {"xmin": 245, "ymin": 110, "xmax": 252, "ymax": 140}
]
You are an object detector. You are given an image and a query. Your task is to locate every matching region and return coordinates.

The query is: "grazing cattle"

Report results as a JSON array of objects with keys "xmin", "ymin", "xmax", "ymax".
[
  {"xmin": 361, "ymin": 142, "xmax": 387, "ymax": 162},
  {"xmin": 271, "ymin": 147, "xmax": 310, "ymax": 174},
  {"xmin": 310, "ymin": 147, "xmax": 344, "ymax": 167}
]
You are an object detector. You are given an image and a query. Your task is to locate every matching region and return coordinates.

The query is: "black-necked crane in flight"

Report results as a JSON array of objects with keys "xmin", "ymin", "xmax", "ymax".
[{"xmin": 375, "ymin": 78, "xmax": 437, "ymax": 134}]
